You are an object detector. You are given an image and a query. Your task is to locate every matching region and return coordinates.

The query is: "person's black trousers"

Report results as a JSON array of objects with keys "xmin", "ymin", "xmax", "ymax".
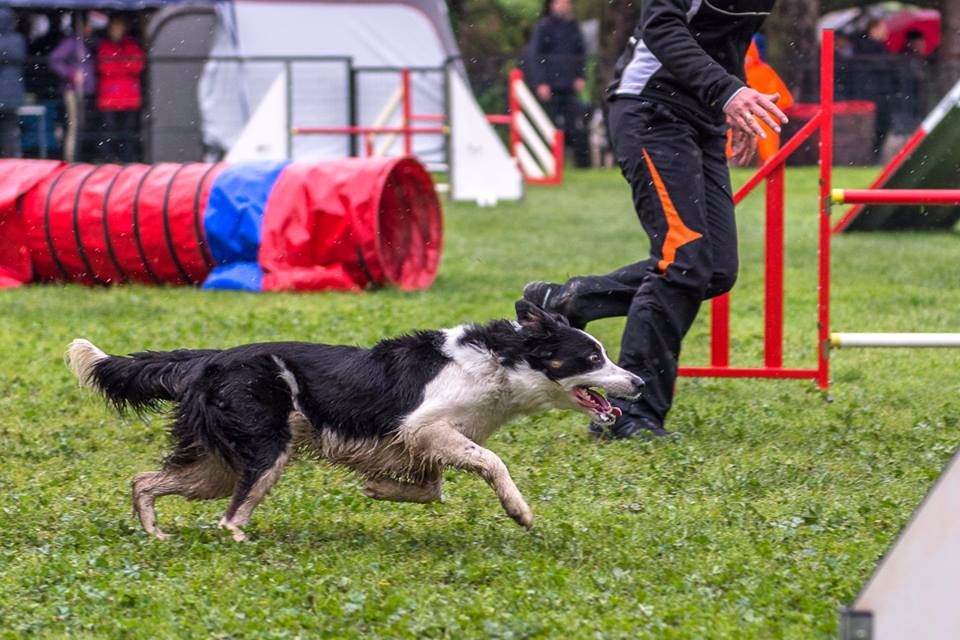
[
  {"xmin": 546, "ymin": 90, "xmax": 591, "ymax": 168},
  {"xmin": 0, "ymin": 109, "xmax": 21, "ymax": 158},
  {"xmin": 557, "ymin": 97, "xmax": 738, "ymax": 426},
  {"xmin": 99, "ymin": 110, "xmax": 140, "ymax": 163}
]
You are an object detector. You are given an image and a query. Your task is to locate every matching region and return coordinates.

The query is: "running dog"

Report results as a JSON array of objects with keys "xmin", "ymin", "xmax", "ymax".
[{"xmin": 65, "ymin": 301, "xmax": 643, "ymax": 541}]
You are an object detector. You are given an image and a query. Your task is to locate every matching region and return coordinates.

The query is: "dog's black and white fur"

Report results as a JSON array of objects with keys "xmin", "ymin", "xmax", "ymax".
[{"xmin": 66, "ymin": 301, "xmax": 643, "ymax": 541}]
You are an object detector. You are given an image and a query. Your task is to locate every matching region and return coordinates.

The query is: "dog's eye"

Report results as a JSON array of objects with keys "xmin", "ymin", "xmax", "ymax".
[{"xmin": 589, "ymin": 353, "xmax": 602, "ymax": 364}]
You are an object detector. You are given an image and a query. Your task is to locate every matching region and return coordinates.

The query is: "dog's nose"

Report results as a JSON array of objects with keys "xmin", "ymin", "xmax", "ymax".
[{"xmin": 632, "ymin": 374, "xmax": 645, "ymax": 391}]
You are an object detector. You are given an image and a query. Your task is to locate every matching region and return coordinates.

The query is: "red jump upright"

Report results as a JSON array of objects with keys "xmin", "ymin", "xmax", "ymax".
[{"xmin": 677, "ymin": 30, "xmax": 834, "ymax": 390}]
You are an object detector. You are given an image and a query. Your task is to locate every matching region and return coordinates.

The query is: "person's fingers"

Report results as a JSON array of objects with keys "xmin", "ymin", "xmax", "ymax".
[
  {"xmin": 730, "ymin": 137, "xmax": 744, "ymax": 162},
  {"xmin": 767, "ymin": 91, "xmax": 781, "ymax": 103},
  {"xmin": 740, "ymin": 112, "xmax": 766, "ymax": 139},
  {"xmin": 750, "ymin": 104, "xmax": 781, "ymax": 132},
  {"xmin": 758, "ymin": 94, "xmax": 789, "ymax": 124},
  {"xmin": 732, "ymin": 130, "xmax": 756, "ymax": 166},
  {"xmin": 732, "ymin": 145, "xmax": 748, "ymax": 166}
]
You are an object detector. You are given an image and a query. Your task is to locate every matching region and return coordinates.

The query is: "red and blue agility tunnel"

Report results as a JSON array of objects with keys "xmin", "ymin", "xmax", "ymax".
[{"xmin": 0, "ymin": 157, "xmax": 442, "ymax": 292}]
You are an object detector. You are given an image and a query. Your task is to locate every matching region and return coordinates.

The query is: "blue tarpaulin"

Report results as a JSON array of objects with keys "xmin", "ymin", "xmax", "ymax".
[{"xmin": 201, "ymin": 161, "xmax": 288, "ymax": 292}]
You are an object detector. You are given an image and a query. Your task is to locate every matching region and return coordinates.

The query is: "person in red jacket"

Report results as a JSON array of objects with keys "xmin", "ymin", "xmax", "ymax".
[{"xmin": 96, "ymin": 14, "xmax": 144, "ymax": 162}]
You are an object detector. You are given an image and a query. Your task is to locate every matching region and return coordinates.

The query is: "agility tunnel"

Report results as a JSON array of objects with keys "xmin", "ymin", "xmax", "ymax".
[{"xmin": 0, "ymin": 157, "xmax": 442, "ymax": 292}]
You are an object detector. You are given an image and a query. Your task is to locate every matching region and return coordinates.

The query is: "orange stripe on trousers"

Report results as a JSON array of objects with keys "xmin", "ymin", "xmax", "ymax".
[{"xmin": 642, "ymin": 148, "xmax": 703, "ymax": 272}]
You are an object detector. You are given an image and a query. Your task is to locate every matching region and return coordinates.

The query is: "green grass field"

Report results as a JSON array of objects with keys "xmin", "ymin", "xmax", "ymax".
[{"xmin": 2, "ymin": 168, "xmax": 958, "ymax": 639}]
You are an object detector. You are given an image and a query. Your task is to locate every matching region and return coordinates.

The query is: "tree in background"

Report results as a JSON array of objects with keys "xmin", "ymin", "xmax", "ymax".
[
  {"xmin": 451, "ymin": 0, "xmax": 957, "ymax": 116},
  {"xmin": 941, "ymin": 0, "xmax": 960, "ymax": 95},
  {"xmin": 765, "ymin": 0, "xmax": 820, "ymax": 102},
  {"xmin": 593, "ymin": 0, "xmax": 638, "ymax": 102}
]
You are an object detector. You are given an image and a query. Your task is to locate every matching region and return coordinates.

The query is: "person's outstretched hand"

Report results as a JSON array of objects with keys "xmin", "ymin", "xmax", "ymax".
[{"xmin": 724, "ymin": 89, "xmax": 788, "ymax": 139}]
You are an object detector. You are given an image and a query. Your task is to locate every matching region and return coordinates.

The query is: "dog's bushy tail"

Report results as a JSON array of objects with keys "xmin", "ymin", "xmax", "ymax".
[{"xmin": 65, "ymin": 339, "xmax": 216, "ymax": 414}]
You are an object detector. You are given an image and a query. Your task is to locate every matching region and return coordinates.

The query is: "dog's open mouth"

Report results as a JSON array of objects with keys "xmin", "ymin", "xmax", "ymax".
[{"xmin": 573, "ymin": 387, "xmax": 622, "ymax": 426}]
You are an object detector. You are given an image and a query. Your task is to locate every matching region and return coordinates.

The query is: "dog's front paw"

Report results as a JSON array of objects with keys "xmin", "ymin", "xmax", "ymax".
[
  {"xmin": 218, "ymin": 518, "xmax": 249, "ymax": 542},
  {"xmin": 504, "ymin": 498, "xmax": 534, "ymax": 529},
  {"xmin": 362, "ymin": 480, "xmax": 389, "ymax": 500}
]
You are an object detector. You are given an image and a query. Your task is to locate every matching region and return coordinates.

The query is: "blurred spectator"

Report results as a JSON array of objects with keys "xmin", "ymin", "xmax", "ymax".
[
  {"xmin": 856, "ymin": 18, "xmax": 889, "ymax": 56},
  {"xmin": 856, "ymin": 19, "xmax": 894, "ymax": 159},
  {"xmin": 0, "ymin": 6, "xmax": 26, "ymax": 157},
  {"xmin": 898, "ymin": 29, "xmax": 931, "ymax": 131},
  {"xmin": 25, "ymin": 12, "xmax": 63, "ymax": 103},
  {"xmin": 903, "ymin": 29, "xmax": 927, "ymax": 56},
  {"xmin": 50, "ymin": 15, "xmax": 96, "ymax": 161},
  {"xmin": 96, "ymin": 14, "xmax": 143, "ymax": 163},
  {"xmin": 528, "ymin": 0, "xmax": 589, "ymax": 168},
  {"xmin": 835, "ymin": 32, "xmax": 855, "ymax": 60}
]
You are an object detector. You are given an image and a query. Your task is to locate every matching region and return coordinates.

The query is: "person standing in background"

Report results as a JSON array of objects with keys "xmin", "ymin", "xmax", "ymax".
[
  {"xmin": 49, "ymin": 15, "xmax": 96, "ymax": 162},
  {"xmin": 0, "ymin": 6, "xmax": 26, "ymax": 158},
  {"xmin": 96, "ymin": 14, "xmax": 143, "ymax": 163},
  {"xmin": 855, "ymin": 19, "xmax": 894, "ymax": 158},
  {"xmin": 528, "ymin": 0, "xmax": 590, "ymax": 168}
]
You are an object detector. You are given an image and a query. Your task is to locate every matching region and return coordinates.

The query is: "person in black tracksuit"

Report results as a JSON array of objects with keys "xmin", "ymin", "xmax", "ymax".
[
  {"xmin": 523, "ymin": 0, "xmax": 787, "ymax": 438},
  {"xmin": 527, "ymin": 0, "xmax": 590, "ymax": 168}
]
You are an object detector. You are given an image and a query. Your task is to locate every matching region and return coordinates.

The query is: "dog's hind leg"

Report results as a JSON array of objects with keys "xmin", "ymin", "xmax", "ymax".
[
  {"xmin": 131, "ymin": 458, "xmax": 237, "ymax": 540},
  {"xmin": 362, "ymin": 470, "xmax": 443, "ymax": 504},
  {"xmin": 405, "ymin": 422, "xmax": 533, "ymax": 528},
  {"xmin": 217, "ymin": 445, "xmax": 291, "ymax": 542}
]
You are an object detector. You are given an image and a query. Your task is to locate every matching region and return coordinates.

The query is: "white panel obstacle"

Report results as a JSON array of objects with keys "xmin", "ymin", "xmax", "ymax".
[
  {"xmin": 840, "ymin": 449, "xmax": 960, "ymax": 640},
  {"xmin": 225, "ymin": 69, "xmax": 288, "ymax": 162},
  {"xmin": 448, "ymin": 69, "xmax": 523, "ymax": 205}
]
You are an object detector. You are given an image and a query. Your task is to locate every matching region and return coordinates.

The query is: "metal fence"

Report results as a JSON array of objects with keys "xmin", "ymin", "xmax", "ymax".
[
  {"xmin": 10, "ymin": 55, "xmax": 454, "ymax": 166},
  {"xmin": 6, "ymin": 50, "xmax": 947, "ymax": 167}
]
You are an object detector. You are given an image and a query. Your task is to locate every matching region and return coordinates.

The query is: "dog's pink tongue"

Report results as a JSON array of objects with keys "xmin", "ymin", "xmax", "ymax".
[{"xmin": 612, "ymin": 406, "xmax": 622, "ymax": 417}]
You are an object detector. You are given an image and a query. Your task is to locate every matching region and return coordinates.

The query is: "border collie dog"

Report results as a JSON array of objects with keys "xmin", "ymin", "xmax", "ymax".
[{"xmin": 66, "ymin": 301, "xmax": 643, "ymax": 541}]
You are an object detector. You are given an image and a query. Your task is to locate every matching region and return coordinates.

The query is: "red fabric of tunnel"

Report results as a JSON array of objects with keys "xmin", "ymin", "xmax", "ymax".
[
  {"xmin": 21, "ymin": 163, "xmax": 224, "ymax": 286},
  {"xmin": 259, "ymin": 157, "xmax": 442, "ymax": 292}
]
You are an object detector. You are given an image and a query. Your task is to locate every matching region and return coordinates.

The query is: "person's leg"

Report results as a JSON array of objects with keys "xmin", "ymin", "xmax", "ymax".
[
  {"xmin": 63, "ymin": 90, "xmax": 78, "ymax": 162},
  {"xmin": 523, "ymin": 259, "xmax": 655, "ymax": 329},
  {"xmin": 700, "ymin": 129, "xmax": 739, "ymax": 300},
  {"xmin": 116, "ymin": 110, "xmax": 138, "ymax": 163},
  {"xmin": 522, "ymin": 100, "xmax": 693, "ymax": 327},
  {"xmin": 605, "ymin": 99, "xmax": 722, "ymax": 436},
  {"xmin": 99, "ymin": 110, "xmax": 118, "ymax": 162},
  {"xmin": 555, "ymin": 92, "xmax": 590, "ymax": 168},
  {"xmin": 0, "ymin": 110, "xmax": 22, "ymax": 158}
]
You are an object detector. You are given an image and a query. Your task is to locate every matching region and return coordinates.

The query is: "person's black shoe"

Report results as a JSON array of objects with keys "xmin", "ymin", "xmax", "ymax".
[
  {"xmin": 588, "ymin": 416, "xmax": 676, "ymax": 441},
  {"xmin": 522, "ymin": 280, "xmax": 586, "ymax": 329},
  {"xmin": 522, "ymin": 280, "xmax": 562, "ymax": 310}
]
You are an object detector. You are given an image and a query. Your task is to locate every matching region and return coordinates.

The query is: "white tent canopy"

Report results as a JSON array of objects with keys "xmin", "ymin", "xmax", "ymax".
[{"xmin": 199, "ymin": 0, "xmax": 522, "ymax": 203}]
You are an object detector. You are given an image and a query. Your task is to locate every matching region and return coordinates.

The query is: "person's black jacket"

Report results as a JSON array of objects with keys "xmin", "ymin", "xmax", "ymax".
[
  {"xmin": 0, "ymin": 7, "xmax": 26, "ymax": 112},
  {"xmin": 608, "ymin": 0, "xmax": 775, "ymax": 122},
  {"xmin": 528, "ymin": 13, "xmax": 585, "ymax": 91}
]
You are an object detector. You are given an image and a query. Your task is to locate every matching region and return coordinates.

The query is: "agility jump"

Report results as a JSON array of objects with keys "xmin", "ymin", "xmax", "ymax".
[{"xmin": 676, "ymin": 29, "xmax": 960, "ymax": 389}]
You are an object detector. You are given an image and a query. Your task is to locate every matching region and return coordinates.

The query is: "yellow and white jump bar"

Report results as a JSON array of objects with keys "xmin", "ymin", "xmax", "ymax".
[{"xmin": 831, "ymin": 333, "xmax": 960, "ymax": 348}]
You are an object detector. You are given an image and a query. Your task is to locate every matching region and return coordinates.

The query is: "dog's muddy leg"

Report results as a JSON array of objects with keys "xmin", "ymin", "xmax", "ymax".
[
  {"xmin": 406, "ymin": 423, "xmax": 534, "ymax": 528},
  {"xmin": 218, "ymin": 447, "xmax": 290, "ymax": 542},
  {"xmin": 132, "ymin": 459, "xmax": 237, "ymax": 540},
  {"xmin": 362, "ymin": 470, "xmax": 442, "ymax": 504},
  {"xmin": 131, "ymin": 472, "xmax": 171, "ymax": 540}
]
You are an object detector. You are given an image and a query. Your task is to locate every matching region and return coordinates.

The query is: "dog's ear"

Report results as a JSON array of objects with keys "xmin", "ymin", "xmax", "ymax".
[{"xmin": 515, "ymin": 299, "xmax": 558, "ymax": 334}]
